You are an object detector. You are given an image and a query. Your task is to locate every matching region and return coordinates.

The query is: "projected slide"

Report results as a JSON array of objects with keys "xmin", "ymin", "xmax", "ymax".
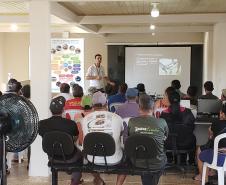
[
  {"xmin": 159, "ymin": 58, "xmax": 181, "ymax": 75},
  {"xmin": 125, "ymin": 47, "xmax": 191, "ymax": 95}
]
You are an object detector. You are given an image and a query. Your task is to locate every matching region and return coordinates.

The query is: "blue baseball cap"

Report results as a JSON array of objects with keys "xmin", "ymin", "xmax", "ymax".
[{"xmin": 126, "ymin": 88, "xmax": 138, "ymax": 98}]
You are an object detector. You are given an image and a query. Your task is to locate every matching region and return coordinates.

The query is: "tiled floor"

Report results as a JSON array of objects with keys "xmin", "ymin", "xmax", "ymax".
[{"xmin": 7, "ymin": 161, "xmax": 201, "ymax": 185}]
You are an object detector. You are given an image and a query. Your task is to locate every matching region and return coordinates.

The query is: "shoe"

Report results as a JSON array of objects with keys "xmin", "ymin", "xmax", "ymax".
[{"xmin": 192, "ymin": 174, "xmax": 201, "ymax": 181}]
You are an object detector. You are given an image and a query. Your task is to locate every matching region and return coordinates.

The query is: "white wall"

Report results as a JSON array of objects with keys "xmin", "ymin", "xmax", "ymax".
[
  {"xmin": 212, "ymin": 23, "xmax": 226, "ymax": 96},
  {"xmin": 0, "ymin": 33, "xmax": 4, "ymax": 91}
]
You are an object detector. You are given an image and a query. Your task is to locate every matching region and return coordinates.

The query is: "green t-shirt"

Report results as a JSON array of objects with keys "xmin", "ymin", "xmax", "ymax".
[{"xmin": 128, "ymin": 116, "xmax": 168, "ymax": 169}]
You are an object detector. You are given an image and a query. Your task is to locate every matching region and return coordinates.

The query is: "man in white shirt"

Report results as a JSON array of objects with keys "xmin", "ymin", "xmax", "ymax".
[{"xmin": 86, "ymin": 54, "xmax": 114, "ymax": 90}]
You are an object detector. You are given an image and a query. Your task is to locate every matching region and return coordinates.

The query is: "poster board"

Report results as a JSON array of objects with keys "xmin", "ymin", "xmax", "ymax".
[{"xmin": 51, "ymin": 38, "xmax": 84, "ymax": 93}]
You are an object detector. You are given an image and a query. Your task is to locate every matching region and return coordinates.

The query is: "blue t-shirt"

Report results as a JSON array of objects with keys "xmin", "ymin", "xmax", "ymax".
[{"xmin": 108, "ymin": 93, "xmax": 126, "ymax": 112}]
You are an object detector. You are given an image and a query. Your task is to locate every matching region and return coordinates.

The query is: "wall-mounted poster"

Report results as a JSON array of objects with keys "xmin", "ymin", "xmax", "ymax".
[{"xmin": 51, "ymin": 38, "xmax": 84, "ymax": 93}]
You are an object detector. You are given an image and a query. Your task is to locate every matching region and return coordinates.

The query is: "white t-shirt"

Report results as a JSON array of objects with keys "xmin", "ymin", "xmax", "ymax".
[
  {"xmin": 82, "ymin": 111, "xmax": 123, "ymax": 165},
  {"xmin": 86, "ymin": 64, "xmax": 105, "ymax": 89}
]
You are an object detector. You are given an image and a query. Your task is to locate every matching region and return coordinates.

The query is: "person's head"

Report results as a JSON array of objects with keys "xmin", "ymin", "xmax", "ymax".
[
  {"xmin": 221, "ymin": 89, "xmax": 226, "ymax": 101},
  {"xmin": 138, "ymin": 94, "xmax": 154, "ymax": 115},
  {"xmin": 94, "ymin": 54, "xmax": 102, "ymax": 67},
  {"xmin": 119, "ymin": 83, "xmax": 128, "ymax": 94},
  {"xmin": 7, "ymin": 78, "xmax": 17, "ymax": 91},
  {"xmin": 92, "ymin": 91, "xmax": 107, "ymax": 110},
  {"xmin": 164, "ymin": 86, "xmax": 176, "ymax": 107},
  {"xmin": 60, "ymin": 83, "xmax": 70, "ymax": 93},
  {"xmin": 88, "ymin": 87, "xmax": 97, "ymax": 95},
  {"xmin": 126, "ymin": 88, "xmax": 138, "ymax": 101},
  {"xmin": 204, "ymin": 81, "xmax": 214, "ymax": 93},
  {"xmin": 21, "ymin": 84, "xmax": 30, "ymax": 99},
  {"xmin": 220, "ymin": 103, "xmax": 226, "ymax": 120},
  {"xmin": 137, "ymin": 83, "xmax": 145, "ymax": 93},
  {"xmin": 167, "ymin": 91, "xmax": 181, "ymax": 117},
  {"xmin": 187, "ymin": 86, "xmax": 198, "ymax": 98},
  {"xmin": 50, "ymin": 96, "xmax": 66, "ymax": 115},
  {"xmin": 171, "ymin": 80, "xmax": 181, "ymax": 90},
  {"xmin": 72, "ymin": 85, "xmax": 83, "ymax": 98},
  {"xmin": 8, "ymin": 80, "xmax": 22, "ymax": 94},
  {"xmin": 81, "ymin": 95, "xmax": 92, "ymax": 110}
]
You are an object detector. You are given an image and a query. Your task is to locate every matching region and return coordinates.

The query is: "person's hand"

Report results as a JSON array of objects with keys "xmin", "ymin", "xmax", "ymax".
[
  {"xmin": 109, "ymin": 81, "xmax": 115, "ymax": 86},
  {"xmin": 96, "ymin": 76, "xmax": 102, "ymax": 80}
]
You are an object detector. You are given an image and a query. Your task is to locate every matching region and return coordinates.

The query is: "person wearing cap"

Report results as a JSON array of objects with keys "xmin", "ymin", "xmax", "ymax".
[
  {"xmin": 81, "ymin": 91, "xmax": 124, "ymax": 185},
  {"xmin": 115, "ymin": 88, "xmax": 139, "ymax": 119},
  {"xmin": 171, "ymin": 79, "xmax": 186, "ymax": 98},
  {"xmin": 221, "ymin": 89, "xmax": 226, "ymax": 103},
  {"xmin": 199, "ymin": 81, "xmax": 218, "ymax": 99},
  {"xmin": 117, "ymin": 94, "xmax": 168, "ymax": 185},
  {"xmin": 85, "ymin": 54, "xmax": 114, "ymax": 91},
  {"xmin": 53, "ymin": 82, "xmax": 73, "ymax": 101},
  {"xmin": 108, "ymin": 83, "xmax": 128, "ymax": 112},
  {"xmin": 38, "ymin": 96, "xmax": 82, "ymax": 185},
  {"xmin": 194, "ymin": 103, "xmax": 226, "ymax": 181},
  {"xmin": 160, "ymin": 91, "xmax": 196, "ymax": 164}
]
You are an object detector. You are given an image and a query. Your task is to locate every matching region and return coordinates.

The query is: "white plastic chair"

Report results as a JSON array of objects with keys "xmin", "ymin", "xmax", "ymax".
[
  {"xmin": 109, "ymin": 102, "xmax": 124, "ymax": 112},
  {"xmin": 202, "ymin": 133, "xmax": 226, "ymax": 185}
]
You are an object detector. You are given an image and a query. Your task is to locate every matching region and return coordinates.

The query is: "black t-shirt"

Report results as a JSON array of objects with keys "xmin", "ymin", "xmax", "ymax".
[
  {"xmin": 211, "ymin": 120, "xmax": 226, "ymax": 148},
  {"xmin": 39, "ymin": 116, "xmax": 79, "ymax": 138}
]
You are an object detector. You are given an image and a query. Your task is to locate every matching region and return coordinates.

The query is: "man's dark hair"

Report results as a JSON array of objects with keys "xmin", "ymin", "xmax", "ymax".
[
  {"xmin": 187, "ymin": 86, "xmax": 198, "ymax": 97},
  {"xmin": 139, "ymin": 94, "xmax": 154, "ymax": 111},
  {"xmin": 204, "ymin": 81, "xmax": 214, "ymax": 91},
  {"xmin": 21, "ymin": 84, "xmax": 30, "ymax": 99},
  {"xmin": 8, "ymin": 81, "xmax": 22, "ymax": 93},
  {"xmin": 50, "ymin": 96, "xmax": 66, "ymax": 115},
  {"xmin": 165, "ymin": 86, "xmax": 176, "ymax": 96},
  {"xmin": 95, "ymin": 54, "xmax": 102, "ymax": 59},
  {"xmin": 137, "ymin": 83, "xmax": 145, "ymax": 93},
  {"xmin": 60, "ymin": 83, "xmax": 70, "ymax": 93},
  {"xmin": 0, "ymin": 91, "xmax": 2, "ymax": 96},
  {"xmin": 171, "ymin": 80, "xmax": 181, "ymax": 90},
  {"xmin": 72, "ymin": 85, "xmax": 83, "ymax": 98},
  {"xmin": 119, "ymin": 83, "xmax": 128, "ymax": 94}
]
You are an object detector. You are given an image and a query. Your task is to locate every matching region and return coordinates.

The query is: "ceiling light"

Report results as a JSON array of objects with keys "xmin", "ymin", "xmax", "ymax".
[
  {"xmin": 10, "ymin": 24, "xmax": 18, "ymax": 31},
  {"xmin": 150, "ymin": 24, "xmax": 155, "ymax": 30},
  {"xmin": 151, "ymin": 3, "xmax": 159, "ymax": 18},
  {"xmin": 152, "ymin": 32, "xmax": 156, "ymax": 36}
]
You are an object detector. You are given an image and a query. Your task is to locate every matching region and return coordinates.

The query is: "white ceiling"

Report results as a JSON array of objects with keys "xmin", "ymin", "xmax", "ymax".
[{"xmin": 0, "ymin": 0, "xmax": 226, "ymax": 34}]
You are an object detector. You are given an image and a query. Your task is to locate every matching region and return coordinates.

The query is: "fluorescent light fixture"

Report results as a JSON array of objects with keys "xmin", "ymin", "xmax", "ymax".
[
  {"xmin": 151, "ymin": 3, "xmax": 160, "ymax": 18},
  {"xmin": 150, "ymin": 24, "xmax": 156, "ymax": 30},
  {"xmin": 10, "ymin": 24, "xmax": 18, "ymax": 31}
]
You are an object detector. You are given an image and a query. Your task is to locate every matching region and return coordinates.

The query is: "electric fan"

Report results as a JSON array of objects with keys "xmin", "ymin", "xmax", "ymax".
[{"xmin": 0, "ymin": 93, "xmax": 39, "ymax": 185}]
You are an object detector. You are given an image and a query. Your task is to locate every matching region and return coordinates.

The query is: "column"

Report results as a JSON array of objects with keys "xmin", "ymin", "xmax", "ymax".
[
  {"xmin": 212, "ymin": 23, "xmax": 226, "ymax": 96},
  {"xmin": 29, "ymin": 0, "xmax": 51, "ymax": 177}
]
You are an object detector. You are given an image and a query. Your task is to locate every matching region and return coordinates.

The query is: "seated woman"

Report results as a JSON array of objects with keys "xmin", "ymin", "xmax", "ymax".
[
  {"xmin": 194, "ymin": 103, "xmax": 226, "ymax": 181},
  {"xmin": 160, "ymin": 89, "xmax": 196, "ymax": 163}
]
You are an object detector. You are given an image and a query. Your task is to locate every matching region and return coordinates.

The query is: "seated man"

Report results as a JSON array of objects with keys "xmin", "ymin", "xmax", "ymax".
[
  {"xmin": 81, "ymin": 91, "xmax": 124, "ymax": 185},
  {"xmin": 115, "ymin": 88, "xmax": 139, "ymax": 119},
  {"xmin": 39, "ymin": 96, "xmax": 82, "ymax": 185},
  {"xmin": 108, "ymin": 83, "xmax": 127, "ymax": 112},
  {"xmin": 194, "ymin": 103, "xmax": 226, "ymax": 181},
  {"xmin": 53, "ymin": 82, "xmax": 73, "ymax": 101},
  {"xmin": 199, "ymin": 81, "xmax": 218, "ymax": 99},
  {"xmin": 117, "ymin": 94, "xmax": 168, "ymax": 185}
]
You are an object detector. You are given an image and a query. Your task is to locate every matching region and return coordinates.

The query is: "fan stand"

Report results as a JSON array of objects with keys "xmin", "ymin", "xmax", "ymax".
[{"xmin": 0, "ymin": 132, "xmax": 7, "ymax": 185}]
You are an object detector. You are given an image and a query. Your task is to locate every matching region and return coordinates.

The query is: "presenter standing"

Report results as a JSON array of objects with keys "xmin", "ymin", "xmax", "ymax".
[{"xmin": 86, "ymin": 54, "xmax": 114, "ymax": 91}]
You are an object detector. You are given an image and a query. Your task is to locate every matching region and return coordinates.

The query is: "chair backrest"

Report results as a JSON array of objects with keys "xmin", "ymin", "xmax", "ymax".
[
  {"xmin": 125, "ymin": 134, "xmax": 158, "ymax": 167},
  {"xmin": 83, "ymin": 132, "xmax": 115, "ymax": 157},
  {"xmin": 42, "ymin": 131, "xmax": 76, "ymax": 160},
  {"xmin": 109, "ymin": 102, "xmax": 124, "ymax": 112}
]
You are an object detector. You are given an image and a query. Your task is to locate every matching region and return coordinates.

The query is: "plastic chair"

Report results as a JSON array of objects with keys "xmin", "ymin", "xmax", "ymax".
[
  {"xmin": 109, "ymin": 102, "xmax": 124, "ymax": 112},
  {"xmin": 201, "ymin": 133, "xmax": 226, "ymax": 185}
]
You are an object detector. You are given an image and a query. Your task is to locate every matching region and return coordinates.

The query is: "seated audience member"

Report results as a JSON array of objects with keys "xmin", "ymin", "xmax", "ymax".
[
  {"xmin": 184, "ymin": 85, "xmax": 198, "ymax": 106},
  {"xmin": 105, "ymin": 82, "xmax": 117, "ymax": 97},
  {"xmin": 81, "ymin": 91, "xmax": 124, "ymax": 185},
  {"xmin": 64, "ymin": 84, "xmax": 83, "ymax": 111},
  {"xmin": 199, "ymin": 81, "xmax": 218, "ymax": 99},
  {"xmin": 221, "ymin": 89, "xmax": 226, "ymax": 103},
  {"xmin": 194, "ymin": 103, "xmax": 226, "ymax": 181},
  {"xmin": 108, "ymin": 83, "xmax": 127, "ymax": 112},
  {"xmin": 39, "ymin": 96, "xmax": 82, "ymax": 185},
  {"xmin": 171, "ymin": 79, "xmax": 186, "ymax": 98},
  {"xmin": 21, "ymin": 84, "xmax": 30, "ymax": 99},
  {"xmin": 136, "ymin": 83, "xmax": 146, "ymax": 96},
  {"xmin": 118, "ymin": 94, "xmax": 168, "ymax": 185},
  {"xmin": 160, "ymin": 91, "xmax": 196, "ymax": 163},
  {"xmin": 53, "ymin": 83, "xmax": 73, "ymax": 100},
  {"xmin": 115, "ymin": 88, "xmax": 139, "ymax": 119}
]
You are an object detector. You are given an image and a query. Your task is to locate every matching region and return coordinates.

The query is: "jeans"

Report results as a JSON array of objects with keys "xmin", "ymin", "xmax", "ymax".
[{"xmin": 141, "ymin": 171, "xmax": 162, "ymax": 185}]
